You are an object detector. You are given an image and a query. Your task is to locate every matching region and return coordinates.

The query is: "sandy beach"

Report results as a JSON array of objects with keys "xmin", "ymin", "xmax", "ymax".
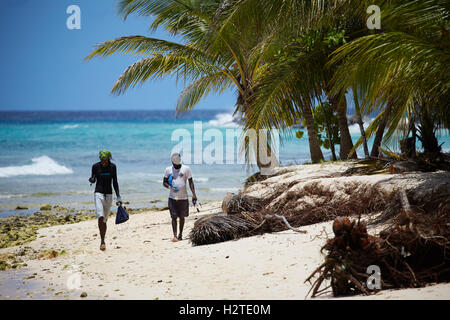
[
  {"xmin": 2, "ymin": 0, "xmax": 450, "ymax": 305},
  {"xmin": 1, "ymin": 198, "xmax": 449, "ymax": 300}
]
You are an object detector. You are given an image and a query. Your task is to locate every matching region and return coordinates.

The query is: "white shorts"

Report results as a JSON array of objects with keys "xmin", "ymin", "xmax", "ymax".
[{"xmin": 94, "ymin": 193, "xmax": 113, "ymax": 222}]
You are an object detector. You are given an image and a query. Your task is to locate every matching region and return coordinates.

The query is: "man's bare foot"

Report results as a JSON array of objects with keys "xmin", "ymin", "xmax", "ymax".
[
  {"xmin": 100, "ymin": 243, "xmax": 106, "ymax": 251},
  {"xmin": 171, "ymin": 237, "xmax": 179, "ymax": 242}
]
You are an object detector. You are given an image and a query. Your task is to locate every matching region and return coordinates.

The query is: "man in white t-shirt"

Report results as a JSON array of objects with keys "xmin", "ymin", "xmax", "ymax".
[{"xmin": 163, "ymin": 153, "xmax": 197, "ymax": 242}]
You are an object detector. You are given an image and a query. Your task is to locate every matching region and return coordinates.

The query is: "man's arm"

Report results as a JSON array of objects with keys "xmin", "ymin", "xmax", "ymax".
[
  {"xmin": 89, "ymin": 164, "xmax": 96, "ymax": 183},
  {"xmin": 112, "ymin": 165, "xmax": 121, "ymax": 201},
  {"xmin": 188, "ymin": 178, "xmax": 197, "ymax": 202},
  {"xmin": 163, "ymin": 177, "xmax": 170, "ymax": 189}
]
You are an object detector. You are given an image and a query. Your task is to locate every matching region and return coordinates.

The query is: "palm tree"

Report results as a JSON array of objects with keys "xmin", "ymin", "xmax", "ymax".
[
  {"xmin": 230, "ymin": 1, "xmax": 366, "ymax": 162},
  {"xmin": 352, "ymin": 85, "xmax": 369, "ymax": 158},
  {"xmin": 330, "ymin": 0, "xmax": 450, "ymax": 157},
  {"xmin": 86, "ymin": 0, "xmax": 280, "ymax": 170}
]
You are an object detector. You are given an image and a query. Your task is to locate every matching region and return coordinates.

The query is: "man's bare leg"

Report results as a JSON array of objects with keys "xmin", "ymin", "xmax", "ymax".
[
  {"xmin": 171, "ymin": 218, "xmax": 178, "ymax": 241},
  {"xmin": 98, "ymin": 217, "xmax": 107, "ymax": 250},
  {"xmin": 178, "ymin": 217, "xmax": 185, "ymax": 240}
]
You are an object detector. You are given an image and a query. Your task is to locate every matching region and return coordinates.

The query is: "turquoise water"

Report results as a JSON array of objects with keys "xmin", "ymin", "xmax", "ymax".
[{"xmin": 0, "ymin": 110, "xmax": 449, "ymax": 216}]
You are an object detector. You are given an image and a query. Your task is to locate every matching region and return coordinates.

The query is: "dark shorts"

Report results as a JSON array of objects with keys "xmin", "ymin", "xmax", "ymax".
[{"xmin": 168, "ymin": 198, "xmax": 189, "ymax": 219}]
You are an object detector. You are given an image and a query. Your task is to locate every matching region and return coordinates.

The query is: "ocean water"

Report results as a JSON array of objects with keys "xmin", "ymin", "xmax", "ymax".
[{"xmin": 0, "ymin": 110, "xmax": 449, "ymax": 217}]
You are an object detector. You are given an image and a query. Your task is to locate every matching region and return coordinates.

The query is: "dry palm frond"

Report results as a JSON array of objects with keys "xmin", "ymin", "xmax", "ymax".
[{"xmin": 189, "ymin": 214, "xmax": 257, "ymax": 246}]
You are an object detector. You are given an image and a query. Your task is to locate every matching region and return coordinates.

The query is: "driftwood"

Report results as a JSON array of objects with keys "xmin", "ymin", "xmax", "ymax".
[{"xmin": 264, "ymin": 214, "xmax": 307, "ymax": 234}]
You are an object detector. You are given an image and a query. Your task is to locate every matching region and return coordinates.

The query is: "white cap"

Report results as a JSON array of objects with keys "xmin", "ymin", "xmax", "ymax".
[{"xmin": 171, "ymin": 153, "xmax": 182, "ymax": 165}]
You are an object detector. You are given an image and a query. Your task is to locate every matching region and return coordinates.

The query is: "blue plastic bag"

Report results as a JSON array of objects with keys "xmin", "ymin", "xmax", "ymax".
[
  {"xmin": 115, "ymin": 205, "xmax": 129, "ymax": 224},
  {"xmin": 168, "ymin": 173, "xmax": 173, "ymax": 186}
]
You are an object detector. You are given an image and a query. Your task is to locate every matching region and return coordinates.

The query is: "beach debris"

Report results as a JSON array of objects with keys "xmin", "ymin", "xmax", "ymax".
[
  {"xmin": 194, "ymin": 162, "xmax": 450, "ymax": 247},
  {"xmin": 15, "ymin": 206, "xmax": 28, "ymax": 210},
  {"xmin": 0, "ymin": 260, "xmax": 11, "ymax": 271},
  {"xmin": 189, "ymin": 214, "xmax": 256, "ymax": 246},
  {"xmin": 38, "ymin": 250, "xmax": 59, "ymax": 260},
  {"xmin": 305, "ymin": 190, "xmax": 450, "ymax": 297},
  {"xmin": 192, "ymin": 182, "xmax": 383, "ymax": 245},
  {"xmin": 263, "ymin": 214, "xmax": 307, "ymax": 234},
  {"xmin": 40, "ymin": 205, "xmax": 52, "ymax": 211},
  {"xmin": 221, "ymin": 193, "xmax": 264, "ymax": 215},
  {"xmin": 80, "ymin": 292, "xmax": 87, "ymax": 298}
]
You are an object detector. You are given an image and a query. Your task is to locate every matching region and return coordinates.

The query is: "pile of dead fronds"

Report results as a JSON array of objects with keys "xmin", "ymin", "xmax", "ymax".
[
  {"xmin": 189, "ymin": 214, "xmax": 257, "ymax": 246},
  {"xmin": 230, "ymin": 182, "xmax": 393, "ymax": 231},
  {"xmin": 258, "ymin": 182, "xmax": 393, "ymax": 227},
  {"xmin": 305, "ymin": 191, "xmax": 450, "ymax": 297},
  {"xmin": 190, "ymin": 182, "xmax": 393, "ymax": 246}
]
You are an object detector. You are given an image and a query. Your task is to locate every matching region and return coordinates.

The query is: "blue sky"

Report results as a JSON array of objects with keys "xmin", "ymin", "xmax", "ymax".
[{"xmin": 0, "ymin": 0, "xmax": 236, "ymax": 111}]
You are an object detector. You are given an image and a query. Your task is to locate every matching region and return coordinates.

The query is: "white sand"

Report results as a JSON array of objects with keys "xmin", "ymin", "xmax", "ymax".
[{"xmin": 1, "ymin": 201, "xmax": 449, "ymax": 300}]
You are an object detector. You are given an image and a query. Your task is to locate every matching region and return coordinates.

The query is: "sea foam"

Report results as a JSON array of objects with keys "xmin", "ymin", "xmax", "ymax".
[
  {"xmin": 0, "ymin": 156, "xmax": 73, "ymax": 178},
  {"xmin": 207, "ymin": 112, "xmax": 240, "ymax": 128},
  {"xmin": 61, "ymin": 124, "xmax": 80, "ymax": 129}
]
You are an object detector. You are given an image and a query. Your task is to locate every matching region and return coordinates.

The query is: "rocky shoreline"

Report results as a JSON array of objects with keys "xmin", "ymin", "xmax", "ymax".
[{"xmin": 0, "ymin": 204, "xmax": 169, "ymax": 254}]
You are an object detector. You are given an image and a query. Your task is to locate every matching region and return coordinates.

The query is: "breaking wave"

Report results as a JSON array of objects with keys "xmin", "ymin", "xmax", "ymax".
[
  {"xmin": 207, "ymin": 112, "xmax": 240, "ymax": 128},
  {"xmin": 0, "ymin": 156, "xmax": 73, "ymax": 178}
]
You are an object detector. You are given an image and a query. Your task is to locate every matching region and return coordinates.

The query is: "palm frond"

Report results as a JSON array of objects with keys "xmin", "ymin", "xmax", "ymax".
[
  {"xmin": 85, "ymin": 36, "xmax": 202, "ymax": 60},
  {"xmin": 176, "ymin": 72, "xmax": 233, "ymax": 113},
  {"xmin": 110, "ymin": 54, "xmax": 224, "ymax": 95}
]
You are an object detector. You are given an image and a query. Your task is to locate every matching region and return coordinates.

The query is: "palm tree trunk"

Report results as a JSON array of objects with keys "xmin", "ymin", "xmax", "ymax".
[
  {"xmin": 326, "ymin": 123, "xmax": 337, "ymax": 161},
  {"xmin": 352, "ymin": 88, "xmax": 369, "ymax": 158},
  {"xmin": 302, "ymin": 105, "xmax": 324, "ymax": 163},
  {"xmin": 370, "ymin": 102, "xmax": 392, "ymax": 157},
  {"xmin": 241, "ymin": 96, "xmax": 280, "ymax": 172},
  {"xmin": 256, "ymin": 133, "xmax": 280, "ymax": 170},
  {"xmin": 417, "ymin": 106, "xmax": 441, "ymax": 155},
  {"xmin": 327, "ymin": 92, "xmax": 356, "ymax": 160}
]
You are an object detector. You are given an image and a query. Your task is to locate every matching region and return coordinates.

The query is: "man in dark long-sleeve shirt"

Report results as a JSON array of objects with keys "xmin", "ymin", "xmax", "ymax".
[{"xmin": 89, "ymin": 150, "xmax": 122, "ymax": 251}]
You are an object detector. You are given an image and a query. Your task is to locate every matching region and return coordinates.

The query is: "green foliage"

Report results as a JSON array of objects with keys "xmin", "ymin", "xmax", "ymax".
[
  {"xmin": 313, "ymin": 103, "xmax": 340, "ymax": 150},
  {"xmin": 330, "ymin": 0, "xmax": 450, "ymax": 153},
  {"xmin": 295, "ymin": 131, "xmax": 304, "ymax": 139},
  {"xmin": 86, "ymin": 0, "xmax": 449, "ymax": 163},
  {"xmin": 325, "ymin": 29, "xmax": 347, "ymax": 49},
  {"xmin": 294, "ymin": 102, "xmax": 340, "ymax": 153}
]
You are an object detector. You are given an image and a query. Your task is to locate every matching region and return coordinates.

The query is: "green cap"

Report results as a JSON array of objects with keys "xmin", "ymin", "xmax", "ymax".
[{"xmin": 99, "ymin": 150, "xmax": 112, "ymax": 159}]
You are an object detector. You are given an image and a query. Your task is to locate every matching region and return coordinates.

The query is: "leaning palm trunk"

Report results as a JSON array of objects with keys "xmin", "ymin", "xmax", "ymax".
[
  {"xmin": 326, "ymin": 121, "xmax": 337, "ymax": 161},
  {"xmin": 240, "ymin": 95, "xmax": 280, "ymax": 173},
  {"xmin": 353, "ymin": 87, "xmax": 369, "ymax": 158},
  {"xmin": 327, "ymin": 91, "xmax": 356, "ymax": 160},
  {"xmin": 242, "ymin": 134, "xmax": 279, "ymax": 175},
  {"xmin": 256, "ymin": 133, "xmax": 280, "ymax": 172},
  {"xmin": 370, "ymin": 102, "xmax": 393, "ymax": 157},
  {"xmin": 302, "ymin": 104, "xmax": 324, "ymax": 163}
]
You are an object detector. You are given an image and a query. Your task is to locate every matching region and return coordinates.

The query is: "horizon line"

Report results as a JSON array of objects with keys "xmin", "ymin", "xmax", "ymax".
[{"xmin": 0, "ymin": 108, "xmax": 233, "ymax": 112}]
